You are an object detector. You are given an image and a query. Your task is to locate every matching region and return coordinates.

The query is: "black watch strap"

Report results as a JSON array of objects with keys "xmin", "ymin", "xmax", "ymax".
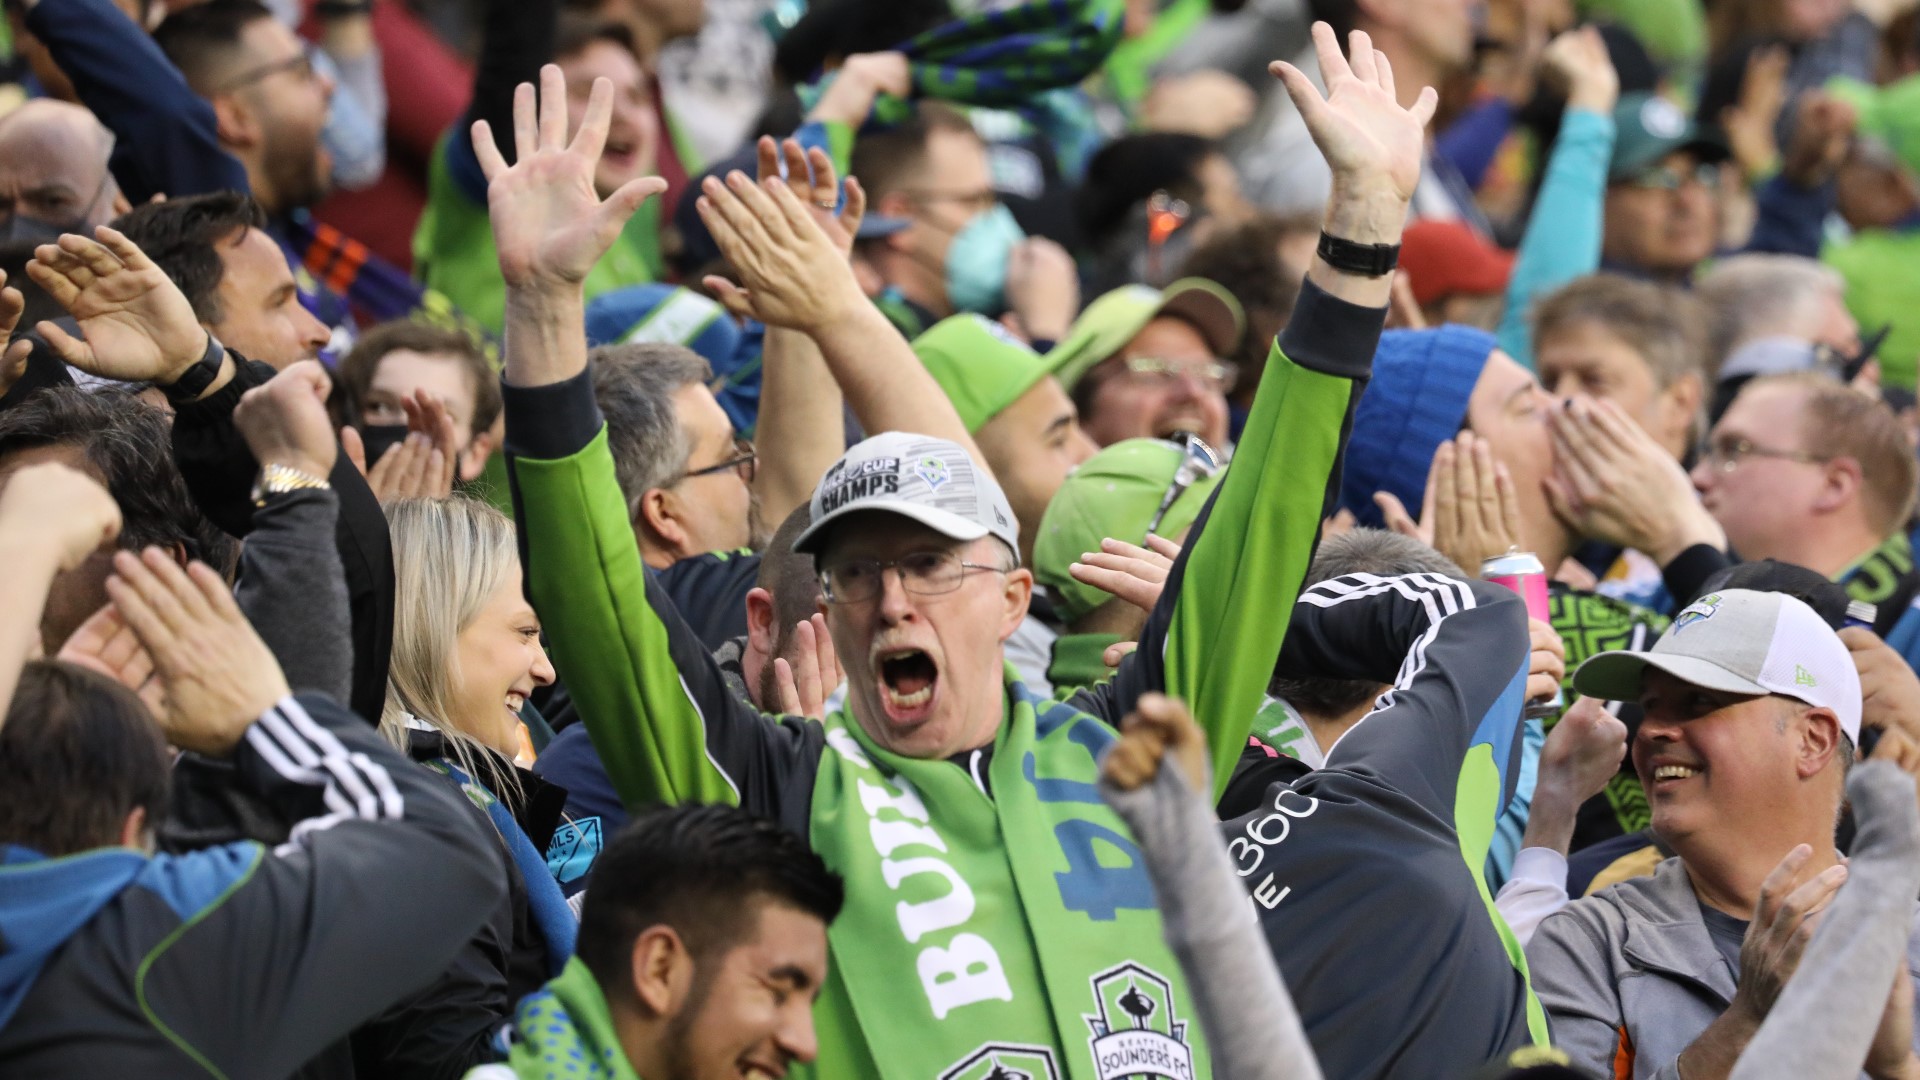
[
  {"xmin": 162, "ymin": 333, "xmax": 226, "ymax": 405},
  {"xmin": 1316, "ymin": 231, "xmax": 1401, "ymax": 277},
  {"xmin": 314, "ymin": 0, "xmax": 374, "ymax": 15}
]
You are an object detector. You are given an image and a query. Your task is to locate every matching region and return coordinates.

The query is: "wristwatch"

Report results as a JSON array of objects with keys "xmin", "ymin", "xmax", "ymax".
[
  {"xmin": 251, "ymin": 463, "xmax": 331, "ymax": 507},
  {"xmin": 162, "ymin": 332, "xmax": 227, "ymax": 406},
  {"xmin": 313, "ymin": 0, "xmax": 374, "ymax": 16},
  {"xmin": 1316, "ymin": 231, "xmax": 1401, "ymax": 277}
]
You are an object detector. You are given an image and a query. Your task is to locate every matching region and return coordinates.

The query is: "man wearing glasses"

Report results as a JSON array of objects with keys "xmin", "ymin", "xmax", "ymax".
[
  {"xmin": 1046, "ymin": 277, "xmax": 1246, "ymax": 451},
  {"xmin": 1691, "ymin": 372, "xmax": 1920, "ymax": 664}
]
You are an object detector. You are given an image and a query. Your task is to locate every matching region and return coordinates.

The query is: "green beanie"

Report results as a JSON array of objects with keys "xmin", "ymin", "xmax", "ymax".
[
  {"xmin": 1034, "ymin": 437, "xmax": 1224, "ymax": 623},
  {"xmin": 1827, "ymin": 75, "xmax": 1920, "ymax": 179},
  {"xmin": 911, "ymin": 315, "xmax": 1051, "ymax": 434}
]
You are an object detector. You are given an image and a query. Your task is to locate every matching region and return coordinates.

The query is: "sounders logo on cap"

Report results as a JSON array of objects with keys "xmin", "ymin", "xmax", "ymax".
[
  {"xmin": 1671, "ymin": 593, "xmax": 1722, "ymax": 634},
  {"xmin": 1640, "ymin": 96, "xmax": 1687, "ymax": 138}
]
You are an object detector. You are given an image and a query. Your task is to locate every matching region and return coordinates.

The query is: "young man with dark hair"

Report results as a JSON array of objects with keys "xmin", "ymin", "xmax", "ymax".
[
  {"xmin": 336, "ymin": 320, "xmax": 503, "ymax": 485},
  {"xmin": 473, "ymin": 803, "xmax": 842, "ymax": 1079},
  {"xmin": 0, "ymin": 386, "xmax": 235, "ymax": 655},
  {"xmin": 0, "ymin": 461, "xmax": 503, "ymax": 1076}
]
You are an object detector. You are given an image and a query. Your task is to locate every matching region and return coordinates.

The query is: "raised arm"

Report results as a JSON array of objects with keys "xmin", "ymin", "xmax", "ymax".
[
  {"xmin": 694, "ymin": 156, "xmax": 985, "ymax": 467},
  {"xmin": 0, "ymin": 463, "xmax": 120, "ymax": 715},
  {"xmin": 1074, "ymin": 22, "xmax": 1430, "ymax": 794},
  {"xmin": 488, "ymin": 70, "xmax": 824, "ymax": 820}
]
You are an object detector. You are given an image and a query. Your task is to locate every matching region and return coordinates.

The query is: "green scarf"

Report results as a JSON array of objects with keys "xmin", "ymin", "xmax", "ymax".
[
  {"xmin": 1046, "ymin": 631, "xmax": 1123, "ymax": 697},
  {"xmin": 806, "ymin": 669, "xmax": 1210, "ymax": 1080},
  {"xmin": 476, "ymin": 957, "xmax": 640, "ymax": 1080}
]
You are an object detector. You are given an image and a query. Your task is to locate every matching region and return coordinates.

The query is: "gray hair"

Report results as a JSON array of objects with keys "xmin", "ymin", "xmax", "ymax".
[
  {"xmin": 1270, "ymin": 529, "xmax": 1462, "ymax": 718},
  {"xmin": 589, "ymin": 342, "xmax": 714, "ymax": 520},
  {"xmin": 1696, "ymin": 255, "xmax": 1848, "ymax": 375}
]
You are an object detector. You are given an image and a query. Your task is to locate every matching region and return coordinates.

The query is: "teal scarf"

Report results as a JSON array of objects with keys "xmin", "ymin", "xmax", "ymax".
[{"xmin": 805, "ymin": 669, "xmax": 1210, "ymax": 1080}]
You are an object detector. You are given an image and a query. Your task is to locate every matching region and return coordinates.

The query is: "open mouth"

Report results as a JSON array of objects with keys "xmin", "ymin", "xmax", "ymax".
[
  {"xmin": 1648, "ymin": 762, "xmax": 1702, "ymax": 789},
  {"xmin": 740, "ymin": 1063, "xmax": 784, "ymax": 1080},
  {"xmin": 875, "ymin": 647, "xmax": 938, "ymax": 723},
  {"xmin": 1153, "ymin": 413, "xmax": 1210, "ymax": 440},
  {"xmin": 505, "ymin": 691, "xmax": 527, "ymax": 724}
]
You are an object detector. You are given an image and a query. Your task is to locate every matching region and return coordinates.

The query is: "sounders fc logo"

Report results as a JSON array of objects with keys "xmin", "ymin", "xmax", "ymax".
[
  {"xmin": 939, "ymin": 1043, "xmax": 1061, "ymax": 1080},
  {"xmin": 1084, "ymin": 963, "xmax": 1194, "ymax": 1080}
]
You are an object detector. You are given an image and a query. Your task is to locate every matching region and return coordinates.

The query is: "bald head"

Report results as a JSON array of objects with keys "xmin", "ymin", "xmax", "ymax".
[{"xmin": 0, "ymin": 100, "xmax": 120, "ymax": 236}]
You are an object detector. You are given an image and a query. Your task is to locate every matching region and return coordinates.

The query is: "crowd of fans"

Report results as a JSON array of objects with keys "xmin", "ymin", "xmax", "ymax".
[{"xmin": 6, "ymin": 0, "xmax": 1920, "ymax": 1076}]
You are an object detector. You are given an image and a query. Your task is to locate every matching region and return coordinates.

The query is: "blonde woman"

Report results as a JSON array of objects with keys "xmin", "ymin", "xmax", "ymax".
[{"xmin": 368, "ymin": 495, "xmax": 569, "ymax": 1077}]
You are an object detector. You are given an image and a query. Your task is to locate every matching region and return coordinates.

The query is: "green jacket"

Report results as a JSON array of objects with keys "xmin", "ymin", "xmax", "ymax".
[{"xmin": 501, "ymin": 280, "xmax": 1381, "ymax": 1078}]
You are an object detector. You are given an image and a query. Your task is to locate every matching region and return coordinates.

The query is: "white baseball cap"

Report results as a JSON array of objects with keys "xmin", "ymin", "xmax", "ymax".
[
  {"xmin": 792, "ymin": 432, "xmax": 1021, "ymax": 559},
  {"xmin": 1574, "ymin": 589, "xmax": 1862, "ymax": 744}
]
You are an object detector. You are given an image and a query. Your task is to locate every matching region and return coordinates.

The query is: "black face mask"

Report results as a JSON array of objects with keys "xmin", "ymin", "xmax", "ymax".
[
  {"xmin": 0, "ymin": 213, "xmax": 81, "ymax": 248},
  {"xmin": 356, "ymin": 423, "xmax": 411, "ymax": 467}
]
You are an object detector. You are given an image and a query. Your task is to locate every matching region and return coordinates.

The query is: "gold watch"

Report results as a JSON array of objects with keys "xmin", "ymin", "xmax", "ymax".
[{"xmin": 251, "ymin": 463, "xmax": 331, "ymax": 507}]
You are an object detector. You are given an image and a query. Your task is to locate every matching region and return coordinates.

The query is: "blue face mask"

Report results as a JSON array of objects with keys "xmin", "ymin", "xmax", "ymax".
[{"xmin": 943, "ymin": 203, "xmax": 1024, "ymax": 314}]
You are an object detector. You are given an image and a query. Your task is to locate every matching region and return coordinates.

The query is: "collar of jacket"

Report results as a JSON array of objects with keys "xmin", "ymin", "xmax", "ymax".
[{"xmin": 1612, "ymin": 857, "xmax": 1738, "ymax": 1004}]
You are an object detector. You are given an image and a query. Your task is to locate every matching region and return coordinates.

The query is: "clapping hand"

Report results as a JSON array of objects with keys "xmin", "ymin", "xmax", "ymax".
[
  {"xmin": 474, "ymin": 66, "xmax": 669, "ymax": 292},
  {"xmin": 0, "ymin": 460, "xmax": 121, "ymax": 574},
  {"xmin": 104, "ymin": 547, "xmax": 291, "ymax": 756},
  {"xmin": 25, "ymin": 227, "xmax": 209, "ymax": 386},
  {"xmin": 58, "ymin": 603, "xmax": 165, "ymax": 719},
  {"xmin": 1375, "ymin": 432, "xmax": 1523, "ymax": 577},
  {"xmin": 773, "ymin": 612, "xmax": 843, "ymax": 720},
  {"xmin": 1546, "ymin": 396, "xmax": 1724, "ymax": 564},
  {"xmin": 0, "ymin": 270, "xmax": 33, "ymax": 401},
  {"xmin": 342, "ymin": 387, "xmax": 459, "ymax": 501},
  {"xmin": 1068, "ymin": 534, "xmax": 1183, "ymax": 615}
]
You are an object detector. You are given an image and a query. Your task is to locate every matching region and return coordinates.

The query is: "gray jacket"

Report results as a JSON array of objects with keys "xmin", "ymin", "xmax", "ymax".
[{"xmin": 1526, "ymin": 855, "xmax": 1920, "ymax": 1080}]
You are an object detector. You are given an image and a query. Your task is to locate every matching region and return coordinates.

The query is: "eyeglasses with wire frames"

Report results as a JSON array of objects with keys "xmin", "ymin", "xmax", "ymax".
[
  {"xmin": 671, "ymin": 437, "xmax": 757, "ymax": 484},
  {"xmin": 818, "ymin": 549, "xmax": 1011, "ymax": 605},
  {"xmin": 1120, "ymin": 354, "xmax": 1239, "ymax": 394},
  {"xmin": 1699, "ymin": 436, "xmax": 1830, "ymax": 473},
  {"xmin": 218, "ymin": 43, "xmax": 320, "ymax": 94},
  {"xmin": 1624, "ymin": 161, "xmax": 1722, "ymax": 192},
  {"xmin": 1145, "ymin": 432, "xmax": 1223, "ymax": 536}
]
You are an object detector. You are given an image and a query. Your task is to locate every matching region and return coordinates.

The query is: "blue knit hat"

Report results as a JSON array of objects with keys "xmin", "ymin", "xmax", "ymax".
[{"xmin": 1339, "ymin": 326, "xmax": 1498, "ymax": 528}]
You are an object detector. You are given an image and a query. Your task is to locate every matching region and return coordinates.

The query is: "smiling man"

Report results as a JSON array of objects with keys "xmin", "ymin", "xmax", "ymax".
[
  {"xmin": 493, "ymin": 16, "xmax": 1425, "ymax": 1076},
  {"xmin": 470, "ymin": 804, "xmax": 844, "ymax": 1080},
  {"xmin": 1527, "ymin": 588, "xmax": 1920, "ymax": 1080}
]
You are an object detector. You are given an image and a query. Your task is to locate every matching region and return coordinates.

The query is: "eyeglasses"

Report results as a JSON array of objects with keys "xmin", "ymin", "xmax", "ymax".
[
  {"xmin": 1121, "ymin": 355, "xmax": 1239, "ymax": 393},
  {"xmin": 1700, "ymin": 437, "xmax": 1829, "ymax": 473},
  {"xmin": 1625, "ymin": 162, "xmax": 1722, "ymax": 192},
  {"xmin": 1146, "ymin": 432, "xmax": 1223, "ymax": 536},
  {"xmin": 673, "ymin": 438, "xmax": 757, "ymax": 484},
  {"xmin": 219, "ymin": 45, "xmax": 318, "ymax": 93},
  {"xmin": 901, "ymin": 187, "xmax": 999, "ymax": 217},
  {"xmin": 819, "ymin": 550, "xmax": 1009, "ymax": 605}
]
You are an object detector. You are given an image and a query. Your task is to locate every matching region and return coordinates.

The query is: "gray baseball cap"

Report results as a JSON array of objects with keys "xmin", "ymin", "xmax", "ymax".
[
  {"xmin": 1574, "ymin": 588, "xmax": 1862, "ymax": 743},
  {"xmin": 792, "ymin": 431, "xmax": 1021, "ymax": 559}
]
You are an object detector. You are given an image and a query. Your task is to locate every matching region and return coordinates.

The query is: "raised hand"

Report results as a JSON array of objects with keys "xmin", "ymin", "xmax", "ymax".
[
  {"xmin": 1270, "ymin": 23, "xmax": 1438, "ymax": 209},
  {"xmin": 0, "ymin": 460, "xmax": 121, "ymax": 573},
  {"xmin": 347, "ymin": 388, "xmax": 458, "ymax": 501},
  {"xmin": 773, "ymin": 613, "xmax": 843, "ymax": 720},
  {"xmin": 1103, "ymin": 693, "xmax": 1210, "ymax": 794},
  {"xmin": 1543, "ymin": 25, "xmax": 1620, "ymax": 116},
  {"xmin": 26, "ymin": 227, "xmax": 208, "ymax": 385},
  {"xmin": 104, "ymin": 547, "xmax": 291, "ymax": 756},
  {"xmin": 804, "ymin": 51, "xmax": 911, "ymax": 129},
  {"xmin": 0, "ymin": 270, "xmax": 32, "ymax": 401},
  {"xmin": 757, "ymin": 135, "xmax": 866, "ymax": 259},
  {"xmin": 1004, "ymin": 237, "xmax": 1080, "ymax": 344},
  {"xmin": 57, "ymin": 603, "xmax": 164, "ymax": 719},
  {"xmin": 1376, "ymin": 432, "xmax": 1522, "ymax": 576},
  {"xmin": 474, "ymin": 65, "xmax": 669, "ymax": 291},
  {"xmin": 1068, "ymin": 533, "xmax": 1183, "ymax": 615},
  {"xmin": 1730, "ymin": 845, "xmax": 1849, "ymax": 1024},
  {"xmin": 1720, "ymin": 44, "xmax": 1788, "ymax": 181},
  {"xmin": 1537, "ymin": 694, "xmax": 1626, "ymax": 805},
  {"xmin": 233, "ymin": 360, "xmax": 339, "ymax": 483},
  {"xmin": 1526, "ymin": 617, "xmax": 1567, "ymax": 704},
  {"xmin": 1844, "ymin": 626, "xmax": 1920, "ymax": 747},
  {"xmin": 696, "ymin": 166, "xmax": 869, "ymax": 334}
]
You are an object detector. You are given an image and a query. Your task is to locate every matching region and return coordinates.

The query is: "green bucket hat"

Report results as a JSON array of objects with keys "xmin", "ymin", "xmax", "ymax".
[
  {"xmin": 1044, "ymin": 278, "xmax": 1245, "ymax": 391},
  {"xmin": 1034, "ymin": 437, "xmax": 1225, "ymax": 623},
  {"xmin": 1827, "ymin": 74, "xmax": 1920, "ymax": 178},
  {"xmin": 1608, "ymin": 91, "xmax": 1729, "ymax": 182},
  {"xmin": 911, "ymin": 314, "xmax": 1052, "ymax": 434}
]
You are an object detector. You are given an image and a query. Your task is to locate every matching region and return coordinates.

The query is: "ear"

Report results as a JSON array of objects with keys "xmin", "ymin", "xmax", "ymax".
[
  {"xmin": 1796, "ymin": 706, "xmax": 1843, "ymax": 779},
  {"xmin": 637, "ymin": 487, "xmax": 689, "ymax": 556},
  {"xmin": 210, "ymin": 93, "xmax": 259, "ymax": 150},
  {"xmin": 628, "ymin": 925, "xmax": 694, "ymax": 1017},
  {"xmin": 1814, "ymin": 455, "xmax": 1864, "ymax": 516},
  {"xmin": 109, "ymin": 189, "xmax": 131, "ymax": 219},
  {"xmin": 459, "ymin": 429, "xmax": 497, "ymax": 483},
  {"xmin": 744, "ymin": 586, "xmax": 777, "ymax": 655},
  {"xmin": 118, "ymin": 806, "xmax": 150, "ymax": 851},
  {"xmin": 998, "ymin": 567, "xmax": 1034, "ymax": 643}
]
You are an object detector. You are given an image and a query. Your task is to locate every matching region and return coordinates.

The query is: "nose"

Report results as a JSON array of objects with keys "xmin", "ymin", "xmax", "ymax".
[
  {"xmin": 298, "ymin": 303, "xmax": 330, "ymax": 350},
  {"xmin": 776, "ymin": 1005, "xmax": 820, "ymax": 1065},
  {"xmin": 316, "ymin": 67, "xmax": 336, "ymax": 103},
  {"xmin": 1689, "ymin": 455, "xmax": 1714, "ymax": 492},
  {"xmin": 875, "ymin": 566, "xmax": 915, "ymax": 623},
  {"xmin": 530, "ymin": 642, "xmax": 556, "ymax": 687},
  {"xmin": 1068, "ymin": 426, "xmax": 1099, "ymax": 466}
]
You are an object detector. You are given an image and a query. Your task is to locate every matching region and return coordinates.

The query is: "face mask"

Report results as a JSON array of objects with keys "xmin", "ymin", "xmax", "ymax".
[
  {"xmin": 943, "ymin": 203, "xmax": 1023, "ymax": 315},
  {"xmin": 356, "ymin": 423, "xmax": 411, "ymax": 468},
  {"xmin": 0, "ymin": 213, "xmax": 80, "ymax": 247}
]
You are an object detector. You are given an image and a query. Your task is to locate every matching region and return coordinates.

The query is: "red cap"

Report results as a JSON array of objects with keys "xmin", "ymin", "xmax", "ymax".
[{"xmin": 1397, "ymin": 220, "xmax": 1516, "ymax": 306}]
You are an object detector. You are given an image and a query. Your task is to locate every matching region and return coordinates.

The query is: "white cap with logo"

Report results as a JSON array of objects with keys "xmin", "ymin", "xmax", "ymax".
[
  {"xmin": 792, "ymin": 432, "xmax": 1021, "ymax": 559},
  {"xmin": 1573, "ymin": 588, "xmax": 1862, "ymax": 744}
]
